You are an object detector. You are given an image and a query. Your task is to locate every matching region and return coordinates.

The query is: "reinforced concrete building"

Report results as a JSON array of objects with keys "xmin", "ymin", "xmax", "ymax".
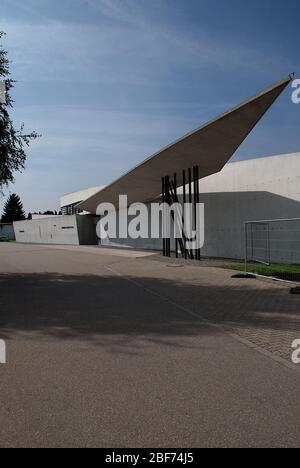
[{"xmin": 14, "ymin": 75, "xmax": 300, "ymax": 263}]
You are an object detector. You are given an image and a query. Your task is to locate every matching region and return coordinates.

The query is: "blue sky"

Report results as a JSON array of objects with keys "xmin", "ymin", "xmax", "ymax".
[{"xmin": 1, "ymin": 0, "xmax": 300, "ymax": 213}]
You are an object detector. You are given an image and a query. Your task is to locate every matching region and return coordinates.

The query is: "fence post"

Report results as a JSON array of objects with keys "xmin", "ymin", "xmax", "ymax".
[{"xmin": 244, "ymin": 222, "xmax": 248, "ymax": 273}]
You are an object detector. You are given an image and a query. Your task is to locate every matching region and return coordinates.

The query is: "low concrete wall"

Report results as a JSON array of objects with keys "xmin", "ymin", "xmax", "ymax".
[
  {"xmin": 0, "ymin": 224, "xmax": 15, "ymax": 241},
  {"xmin": 14, "ymin": 215, "xmax": 98, "ymax": 245}
]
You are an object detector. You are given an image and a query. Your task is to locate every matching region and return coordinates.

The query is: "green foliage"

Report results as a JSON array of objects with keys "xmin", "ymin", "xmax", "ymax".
[
  {"xmin": 1, "ymin": 193, "xmax": 26, "ymax": 223},
  {"xmin": 0, "ymin": 31, "xmax": 39, "ymax": 191},
  {"xmin": 224, "ymin": 263, "xmax": 300, "ymax": 276}
]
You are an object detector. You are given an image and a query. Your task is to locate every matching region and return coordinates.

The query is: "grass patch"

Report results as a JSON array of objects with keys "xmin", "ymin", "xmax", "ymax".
[{"xmin": 223, "ymin": 263, "xmax": 300, "ymax": 277}]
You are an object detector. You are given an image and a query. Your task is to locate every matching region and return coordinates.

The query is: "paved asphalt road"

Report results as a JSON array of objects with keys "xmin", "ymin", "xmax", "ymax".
[{"xmin": 0, "ymin": 243, "xmax": 299, "ymax": 448}]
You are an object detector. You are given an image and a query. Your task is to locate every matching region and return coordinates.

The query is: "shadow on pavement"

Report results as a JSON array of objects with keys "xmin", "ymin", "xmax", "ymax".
[{"xmin": 0, "ymin": 272, "xmax": 299, "ymax": 354}]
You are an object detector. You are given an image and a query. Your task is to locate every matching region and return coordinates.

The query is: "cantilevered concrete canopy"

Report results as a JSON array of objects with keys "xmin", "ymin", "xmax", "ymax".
[{"xmin": 78, "ymin": 75, "xmax": 293, "ymax": 214}]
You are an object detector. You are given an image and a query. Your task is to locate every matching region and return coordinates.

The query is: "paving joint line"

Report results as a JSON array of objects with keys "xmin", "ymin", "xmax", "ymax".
[{"xmin": 105, "ymin": 264, "xmax": 300, "ymax": 377}]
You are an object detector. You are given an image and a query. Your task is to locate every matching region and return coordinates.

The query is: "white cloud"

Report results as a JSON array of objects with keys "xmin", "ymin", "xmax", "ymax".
[{"xmin": 1, "ymin": 2, "xmax": 291, "ymax": 87}]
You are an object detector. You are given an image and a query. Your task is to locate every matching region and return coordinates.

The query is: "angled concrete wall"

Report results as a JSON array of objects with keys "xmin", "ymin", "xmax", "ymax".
[{"xmin": 14, "ymin": 215, "xmax": 98, "ymax": 245}]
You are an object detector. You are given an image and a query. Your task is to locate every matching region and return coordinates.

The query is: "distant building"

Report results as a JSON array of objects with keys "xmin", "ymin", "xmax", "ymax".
[
  {"xmin": 60, "ymin": 187, "xmax": 104, "ymax": 216},
  {"xmin": 32, "ymin": 214, "xmax": 60, "ymax": 220}
]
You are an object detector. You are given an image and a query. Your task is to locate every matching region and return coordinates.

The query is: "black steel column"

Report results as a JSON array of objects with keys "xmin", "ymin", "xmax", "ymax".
[
  {"xmin": 193, "ymin": 166, "xmax": 197, "ymax": 260},
  {"xmin": 188, "ymin": 168, "xmax": 194, "ymax": 260},
  {"xmin": 165, "ymin": 176, "xmax": 171, "ymax": 257},
  {"xmin": 162, "ymin": 177, "xmax": 166, "ymax": 257},
  {"xmin": 182, "ymin": 169, "xmax": 187, "ymax": 259},
  {"xmin": 196, "ymin": 165, "xmax": 201, "ymax": 260},
  {"xmin": 162, "ymin": 167, "xmax": 201, "ymax": 261},
  {"xmin": 174, "ymin": 172, "xmax": 178, "ymax": 258}
]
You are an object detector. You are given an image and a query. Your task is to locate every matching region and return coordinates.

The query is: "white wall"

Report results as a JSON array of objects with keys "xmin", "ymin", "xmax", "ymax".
[
  {"xmin": 14, "ymin": 215, "xmax": 98, "ymax": 246},
  {"xmin": 198, "ymin": 152, "xmax": 300, "ymax": 261},
  {"xmin": 14, "ymin": 216, "xmax": 80, "ymax": 245},
  {"xmin": 198, "ymin": 152, "xmax": 300, "ymax": 201}
]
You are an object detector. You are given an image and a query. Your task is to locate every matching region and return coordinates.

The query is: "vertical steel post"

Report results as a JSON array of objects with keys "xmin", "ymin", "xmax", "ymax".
[
  {"xmin": 244, "ymin": 222, "xmax": 248, "ymax": 273},
  {"xmin": 188, "ymin": 168, "xmax": 193, "ymax": 260},
  {"xmin": 267, "ymin": 222, "xmax": 271, "ymax": 265},
  {"xmin": 251, "ymin": 223, "xmax": 254, "ymax": 261},
  {"xmin": 162, "ymin": 177, "xmax": 166, "ymax": 257},
  {"xmin": 174, "ymin": 172, "xmax": 178, "ymax": 258},
  {"xmin": 165, "ymin": 176, "xmax": 170, "ymax": 257},
  {"xmin": 182, "ymin": 169, "xmax": 187, "ymax": 259},
  {"xmin": 193, "ymin": 166, "xmax": 197, "ymax": 260},
  {"xmin": 196, "ymin": 165, "xmax": 201, "ymax": 261}
]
